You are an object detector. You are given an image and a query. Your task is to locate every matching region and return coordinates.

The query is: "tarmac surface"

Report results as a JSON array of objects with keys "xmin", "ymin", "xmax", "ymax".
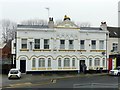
[{"xmin": 1, "ymin": 73, "xmax": 120, "ymax": 90}]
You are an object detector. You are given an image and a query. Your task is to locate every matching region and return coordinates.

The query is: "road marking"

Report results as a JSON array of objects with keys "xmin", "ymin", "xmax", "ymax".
[
  {"xmin": 5, "ymin": 81, "xmax": 54, "ymax": 88},
  {"xmin": 73, "ymin": 83, "xmax": 118, "ymax": 88},
  {"xmin": 7, "ymin": 82, "xmax": 32, "ymax": 88}
]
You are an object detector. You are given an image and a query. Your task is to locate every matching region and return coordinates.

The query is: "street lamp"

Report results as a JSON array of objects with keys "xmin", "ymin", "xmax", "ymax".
[{"xmin": 45, "ymin": 7, "xmax": 50, "ymax": 18}]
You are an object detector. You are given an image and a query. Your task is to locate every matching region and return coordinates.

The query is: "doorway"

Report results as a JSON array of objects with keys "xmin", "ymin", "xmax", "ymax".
[
  {"xmin": 20, "ymin": 60, "xmax": 26, "ymax": 73},
  {"xmin": 79, "ymin": 60, "xmax": 85, "ymax": 72}
]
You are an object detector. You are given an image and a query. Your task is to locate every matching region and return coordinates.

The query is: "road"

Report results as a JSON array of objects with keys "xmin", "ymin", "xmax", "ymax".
[{"xmin": 1, "ymin": 74, "xmax": 120, "ymax": 90}]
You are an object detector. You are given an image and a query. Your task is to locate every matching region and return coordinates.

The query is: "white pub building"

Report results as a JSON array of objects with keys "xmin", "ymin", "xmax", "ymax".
[{"xmin": 12, "ymin": 15, "xmax": 109, "ymax": 73}]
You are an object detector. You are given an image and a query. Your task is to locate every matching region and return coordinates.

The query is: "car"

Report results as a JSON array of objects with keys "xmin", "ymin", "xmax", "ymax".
[
  {"xmin": 8, "ymin": 68, "xmax": 21, "ymax": 79},
  {"xmin": 109, "ymin": 66, "xmax": 120, "ymax": 76}
]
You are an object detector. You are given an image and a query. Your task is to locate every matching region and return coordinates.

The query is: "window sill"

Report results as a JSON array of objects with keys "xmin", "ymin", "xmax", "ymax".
[
  {"xmin": 72, "ymin": 67, "xmax": 76, "ymax": 69},
  {"xmin": 58, "ymin": 49, "xmax": 76, "ymax": 52},
  {"xmin": 58, "ymin": 68, "xmax": 62, "ymax": 69},
  {"xmin": 33, "ymin": 49, "xmax": 51, "ymax": 51},
  {"xmin": 63, "ymin": 67, "xmax": 71, "ymax": 69},
  {"xmin": 43, "ymin": 49, "xmax": 51, "ymax": 51},
  {"xmin": 33, "ymin": 49, "xmax": 42, "ymax": 51},
  {"xmin": 20, "ymin": 49, "xmax": 29, "ymax": 51},
  {"xmin": 32, "ymin": 68, "xmax": 37, "ymax": 70},
  {"xmin": 90, "ymin": 50, "xmax": 106, "ymax": 52},
  {"xmin": 77, "ymin": 50, "xmax": 86, "ymax": 52},
  {"xmin": 47, "ymin": 68, "xmax": 52, "ymax": 70},
  {"xmin": 38, "ymin": 68, "xmax": 46, "ymax": 70}
]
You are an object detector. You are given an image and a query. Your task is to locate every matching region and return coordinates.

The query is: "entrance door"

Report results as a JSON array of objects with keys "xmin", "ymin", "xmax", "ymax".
[
  {"xmin": 20, "ymin": 60, "xmax": 26, "ymax": 73},
  {"xmin": 79, "ymin": 60, "xmax": 85, "ymax": 72}
]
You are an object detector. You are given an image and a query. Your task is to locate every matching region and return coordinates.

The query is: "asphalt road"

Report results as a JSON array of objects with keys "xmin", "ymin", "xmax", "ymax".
[{"xmin": 1, "ymin": 74, "xmax": 120, "ymax": 90}]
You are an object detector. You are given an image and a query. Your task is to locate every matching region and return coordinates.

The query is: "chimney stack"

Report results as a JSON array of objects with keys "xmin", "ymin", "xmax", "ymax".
[
  {"xmin": 100, "ymin": 22, "xmax": 107, "ymax": 31},
  {"xmin": 48, "ymin": 17, "xmax": 54, "ymax": 28}
]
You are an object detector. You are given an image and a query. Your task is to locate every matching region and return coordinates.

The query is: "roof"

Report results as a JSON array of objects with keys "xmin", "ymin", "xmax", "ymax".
[
  {"xmin": 17, "ymin": 25, "xmax": 49, "ymax": 28},
  {"xmin": 80, "ymin": 27, "xmax": 101, "ymax": 30},
  {"xmin": 107, "ymin": 27, "xmax": 119, "ymax": 38}
]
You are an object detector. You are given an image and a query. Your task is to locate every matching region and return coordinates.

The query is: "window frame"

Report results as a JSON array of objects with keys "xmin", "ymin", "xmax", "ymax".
[
  {"xmin": 48, "ymin": 58, "xmax": 51, "ymax": 67},
  {"xmin": 32, "ymin": 58, "xmax": 36, "ymax": 68},
  {"xmin": 60, "ymin": 40, "xmax": 65, "ymax": 49},
  {"xmin": 58, "ymin": 58, "xmax": 62, "ymax": 67},
  {"xmin": 89, "ymin": 58, "xmax": 92, "ymax": 67},
  {"xmin": 64, "ymin": 58, "xmax": 70, "ymax": 67},
  {"xmin": 44, "ymin": 39, "xmax": 49, "ymax": 49},
  {"xmin": 99, "ymin": 40, "xmax": 104, "ymax": 50},
  {"xmin": 72, "ymin": 58, "xmax": 75, "ymax": 67},
  {"xmin": 80, "ymin": 40, "xmax": 85, "ymax": 50},
  {"xmin": 39, "ymin": 58, "xmax": 45, "ymax": 67},
  {"xmin": 34, "ymin": 39, "xmax": 40, "ymax": 49},
  {"xmin": 21, "ymin": 39, "xmax": 27, "ymax": 49},
  {"xmin": 91, "ymin": 40, "xmax": 96, "ymax": 49}
]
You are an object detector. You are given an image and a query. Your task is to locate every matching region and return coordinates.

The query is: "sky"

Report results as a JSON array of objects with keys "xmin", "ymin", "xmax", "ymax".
[
  {"xmin": 0, "ymin": 0, "xmax": 119, "ymax": 26},
  {"xmin": 0, "ymin": 0, "xmax": 119, "ymax": 41}
]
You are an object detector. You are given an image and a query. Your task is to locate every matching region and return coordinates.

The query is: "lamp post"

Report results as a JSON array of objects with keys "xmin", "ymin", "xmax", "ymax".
[
  {"xmin": 106, "ymin": 32, "xmax": 108, "ymax": 72},
  {"xmin": 45, "ymin": 7, "xmax": 50, "ymax": 19}
]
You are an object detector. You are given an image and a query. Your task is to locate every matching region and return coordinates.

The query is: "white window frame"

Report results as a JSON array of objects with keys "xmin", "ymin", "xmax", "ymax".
[
  {"xmin": 72, "ymin": 58, "xmax": 75, "ymax": 67},
  {"xmin": 64, "ymin": 58, "xmax": 70, "ymax": 67},
  {"xmin": 94, "ymin": 58, "xmax": 100, "ymax": 66},
  {"xmin": 80, "ymin": 40, "xmax": 85, "ymax": 50},
  {"xmin": 60, "ymin": 40, "xmax": 65, "ymax": 49},
  {"xmin": 34, "ymin": 39, "xmax": 40, "ymax": 49},
  {"xmin": 91, "ymin": 40, "xmax": 96, "ymax": 49},
  {"xmin": 89, "ymin": 58, "xmax": 92, "ymax": 67},
  {"xmin": 112, "ymin": 43, "xmax": 118, "ymax": 52},
  {"xmin": 39, "ymin": 58, "xmax": 45, "ymax": 67},
  {"xmin": 21, "ymin": 39, "xmax": 27, "ymax": 49},
  {"xmin": 58, "ymin": 58, "xmax": 62, "ymax": 67},
  {"xmin": 69, "ymin": 40, "xmax": 74, "ymax": 49},
  {"xmin": 32, "ymin": 58, "xmax": 36, "ymax": 67},
  {"xmin": 99, "ymin": 40, "xmax": 104, "ymax": 50},
  {"xmin": 44, "ymin": 39, "xmax": 49, "ymax": 49},
  {"xmin": 102, "ymin": 58, "xmax": 105, "ymax": 67},
  {"xmin": 48, "ymin": 58, "xmax": 51, "ymax": 67}
]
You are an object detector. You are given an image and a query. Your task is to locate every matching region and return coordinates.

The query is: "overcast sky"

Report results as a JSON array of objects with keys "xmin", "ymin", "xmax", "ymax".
[{"xmin": 0, "ymin": 0, "xmax": 119, "ymax": 26}]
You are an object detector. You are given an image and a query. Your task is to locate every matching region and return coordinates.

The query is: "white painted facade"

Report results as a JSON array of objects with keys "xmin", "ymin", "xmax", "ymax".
[{"xmin": 12, "ymin": 17, "xmax": 109, "ymax": 73}]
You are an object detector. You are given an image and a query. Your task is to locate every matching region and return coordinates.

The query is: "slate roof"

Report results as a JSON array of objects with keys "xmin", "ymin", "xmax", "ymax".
[
  {"xmin": 107, "ymin": 27, "xmax": 119, "ymax": 38},
  {"xmin": 80, "ymin": 27, "xmax": 101, "ymax": 30},
  {"xmin": 17, "ymin": 25, "xmax": 49, "ymax": 28}
]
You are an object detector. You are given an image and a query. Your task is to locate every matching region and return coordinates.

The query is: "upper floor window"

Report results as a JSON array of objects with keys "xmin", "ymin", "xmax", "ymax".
[
  {"xmin": 69, "ymin": 40, "xmax": 74, "ymax": 49},
  {"xmin": 60, "ymin": 40, "xmax": 65, "ymax": 49},
  {"xmin": 44, "ymin": 39, "xmax": 49, "ymax": 49},
  {"xmin": 34, "ymin": 39, "xmax": 40, "ymax": 49},
  {"xmin": 112, "ymin": 43, "xmax": 118, "ymax": 52},
  {"xmin": 80, "ymin": 40, "xmax": 85, "ymax": 49},
  {"xmin": 99, "ymin": 40, "xmax": 104, "ymax": 49},
  {"xmin": 91, "ymin": 40, "xmax": 96, "ymax": 49},
  {"xmin": 21, "ymin": 39, "xmax": 27, "ymax": 49}
]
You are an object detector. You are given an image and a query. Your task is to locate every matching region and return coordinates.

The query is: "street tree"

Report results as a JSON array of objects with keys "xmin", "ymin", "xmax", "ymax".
[
  {"xmin": 20, "ymin": 19, "xmax": 47, "ymax": 25},
  {"xmin": 77, "ymin": 22, "xmax": 91, "ymax": 27},
  {"xmin": 1, "ymin": 19, "xmax": 17, "ymax": 43}
]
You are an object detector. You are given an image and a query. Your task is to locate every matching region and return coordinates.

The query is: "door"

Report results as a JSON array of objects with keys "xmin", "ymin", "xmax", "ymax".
[
  {"xmin": 20, "ymin": 60, "xmax": 26, "ymax": 73},
  {"xmin": 79, "ymin": 60, "xmax": 85, "ymax": 72}
]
